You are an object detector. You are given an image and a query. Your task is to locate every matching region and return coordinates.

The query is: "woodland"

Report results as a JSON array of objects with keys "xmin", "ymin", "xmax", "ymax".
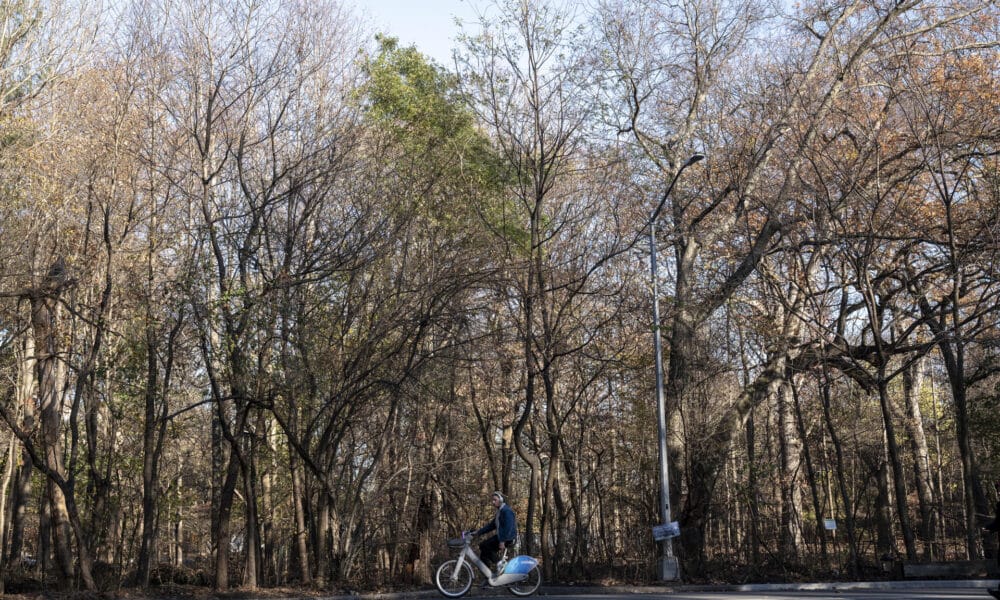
[{"xmin": 0, "ymin": 0, "xmax": 998, "ymax": 593}]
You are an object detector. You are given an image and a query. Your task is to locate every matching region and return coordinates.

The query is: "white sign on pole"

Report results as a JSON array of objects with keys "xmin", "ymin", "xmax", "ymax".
[
  {"xmin": 823, "ymin": 518, "xmax": 837, "ymax": 531},
  {"xmin": 652, "ymin": 521, "xmax": 680, "ymax": 541}
]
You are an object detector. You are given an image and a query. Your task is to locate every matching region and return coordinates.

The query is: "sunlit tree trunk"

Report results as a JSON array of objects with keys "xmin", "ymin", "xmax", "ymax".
[
  {"xmin": 7, "ymin": 335, "xmax": 36, "ymax": 566},
  {"xmin": 25, "ymin": 259, "xmax": 97, "ymax": 590},
  {"xmin": 903, "ymin": 357, "xmax": 937, "ymax": 559},
  {"xmin": 778, "ymin": 379, "xmax": 803, "ymax": 560}
]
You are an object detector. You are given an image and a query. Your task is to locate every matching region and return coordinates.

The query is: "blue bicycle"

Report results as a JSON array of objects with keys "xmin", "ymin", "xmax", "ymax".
[{"xmin": 435, "ymin": 531, "xmax": 541, "ymax": 597}]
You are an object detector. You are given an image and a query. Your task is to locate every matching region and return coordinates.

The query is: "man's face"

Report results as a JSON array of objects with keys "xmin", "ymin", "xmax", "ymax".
[{"xmin": 492, "ymin": 495, "xmax": 501, "ymax": 508}]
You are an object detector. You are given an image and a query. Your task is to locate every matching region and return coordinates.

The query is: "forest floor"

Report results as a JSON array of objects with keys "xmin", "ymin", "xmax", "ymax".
[
  {"xmin": 1, "ymin": 582, "xmax": 382, "ymax": 600},
  {"xmin": 2, "ymin": 585, "xmax": 373, "ymax": 600}
]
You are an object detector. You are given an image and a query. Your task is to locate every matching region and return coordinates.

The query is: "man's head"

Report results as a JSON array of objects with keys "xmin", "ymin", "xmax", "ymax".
[{"xmin": 492, "ymin": 491, "xmax": 504, "ymax": 507}]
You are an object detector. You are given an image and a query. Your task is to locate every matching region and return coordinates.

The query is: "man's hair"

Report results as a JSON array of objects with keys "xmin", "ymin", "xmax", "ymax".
[{"xmin": 492, "ymin": 491, "xmax": 505, "ymax": 504}]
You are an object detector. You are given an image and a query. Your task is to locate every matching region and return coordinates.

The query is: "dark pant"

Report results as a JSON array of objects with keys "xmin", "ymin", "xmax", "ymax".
[{"xmin": 479, "ymin": 536, "xmax": 501, "ymax": 567}]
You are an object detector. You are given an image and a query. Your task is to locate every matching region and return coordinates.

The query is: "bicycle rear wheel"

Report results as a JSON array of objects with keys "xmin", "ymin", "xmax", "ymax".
[
  {"xmin": 435, "ymin": 559, "xmax": 474, "ymax": 598},
  {"xmin": 508, "ymin": 565, "xmax": 541, "ymax": 596}
]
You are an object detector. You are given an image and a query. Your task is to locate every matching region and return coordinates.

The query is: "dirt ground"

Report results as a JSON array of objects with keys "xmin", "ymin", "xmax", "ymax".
[{"xmin": 1, "ymin": 583, "xmax": 370, "ymax": 600}]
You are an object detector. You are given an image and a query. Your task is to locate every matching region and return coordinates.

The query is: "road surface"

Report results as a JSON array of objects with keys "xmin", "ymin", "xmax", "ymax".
[{"xmin": 535, "ymin": 590, "xmax": 992, "ymax": 600}]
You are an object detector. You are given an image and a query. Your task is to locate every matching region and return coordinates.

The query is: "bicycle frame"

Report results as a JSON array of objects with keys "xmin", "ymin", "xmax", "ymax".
[{"xmin": 453, "ymin": 532, "xmax": 528, "ymax": 586}]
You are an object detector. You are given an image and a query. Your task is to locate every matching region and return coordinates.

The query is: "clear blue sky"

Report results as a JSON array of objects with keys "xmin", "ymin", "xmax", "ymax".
[{"xmin": 359, "ymin": 0, "xmax": 483, "ymax": 65}]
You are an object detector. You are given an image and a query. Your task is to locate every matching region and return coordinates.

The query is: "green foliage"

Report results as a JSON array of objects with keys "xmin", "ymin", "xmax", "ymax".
[
  {"xmin": 358, "ymin": 35, "xmax": 521, "ymax": 239},
  {"xmin": 361, "ymin": 35, "xmax": 470, "ymax": 141}
]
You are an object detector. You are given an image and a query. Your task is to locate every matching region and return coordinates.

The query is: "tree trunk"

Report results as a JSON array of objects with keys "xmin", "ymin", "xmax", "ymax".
[
  {"xmin": 262, "ymin": 443, "xmax": 275, "ymax": 585},
  {"xmin": 31, "ymin": 259, "xmax": 78, "ymax": 588},
  {"xmin": 241, "ymin": 439, "xmax": 260, "ymax": 589},
  {"xmin": 0, "ymin": 431, "xmax": 17, "ymax": 593},
  {"xmin": 211, "ymin": 410, "xmax": 224, "ymax": 584},
  {"xmin": 821, "ymin": 372, "xmax": 860, "ymax": 576},
  {"xmin": 39, "ymin": 495, "xmax": 51, "ymax": 578},
  {"xmin": 174, "ymin": 471, "xmax": 185, "ymax": 568},
  {"xmin": 902, "ymin": 357, "xmax": 937, "ymax": 559},
  {"xmin": 873, "ymin": 437, "xmax": 895, "ymax": 561},
  {"xmin": 137, "ymin": 334, "xmax": 162, "ymax": 587},
  {"xmin": 515, "ymin": 249, "xmax": 542, "ymax": 558},
  {"xmin": 290, "ymin": 451, "xmax": 310, "ymax": 584},
  {"xmin": 791, "ymin": 381, "xmax": 829, "ymax": 564},
  {"xmin": 876, "ymin": 376, "xmax": 917, "ymax": 560},
  {"xmin": 7, "ymin": 335, "xmax": 36, "ymax": 566},
  {"xmin": 745, "ymin": 409, "xmax": 761, "ymax": 567},
  {"xmin": 214, "ymin": 449, "xmax": 240, "ymax": 590},
  {"xmin": 777, "ymin": 379, "xmax": 803, "ymax": 560},
  {"xmin": 939, "ymin": 342, "xmax": 987, "ymax": 559},
  {"xmin": 314, "ymin": 493, "xmax": 330, "ymax": 588}
]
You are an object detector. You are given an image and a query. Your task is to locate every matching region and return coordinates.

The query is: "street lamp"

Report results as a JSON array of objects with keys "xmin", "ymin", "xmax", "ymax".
[{"xmin": 648, "ymin": 153, "xmax": 704, "ymax": 581}]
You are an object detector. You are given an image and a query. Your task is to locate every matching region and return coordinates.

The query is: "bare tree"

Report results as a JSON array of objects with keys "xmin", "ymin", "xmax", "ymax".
[{"xmin": 599, "ymin": 0, "xmax": 995, "ymax": 572}]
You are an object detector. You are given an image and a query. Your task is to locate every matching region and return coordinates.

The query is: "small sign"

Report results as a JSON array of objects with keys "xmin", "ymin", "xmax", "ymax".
[
  {"xmin": 823, "ymin": 518, "xmax": 837, "ymax": 531},
  {"xmin": 652, "ymin": 521, "xmax": 680, "ymax": 541}
]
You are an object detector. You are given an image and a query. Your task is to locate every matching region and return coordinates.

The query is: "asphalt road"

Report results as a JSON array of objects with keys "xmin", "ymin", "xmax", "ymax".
[
  {"xmin": 536, "ymin": 591, "xmax": 991, "ymax": 600},
  {"xmin": 408, "ymin": 580, "xmax": 1000, "ymax": 600}
]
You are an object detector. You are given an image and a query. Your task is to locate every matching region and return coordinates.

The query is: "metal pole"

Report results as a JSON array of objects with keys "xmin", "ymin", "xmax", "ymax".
[{"xmin": 648, "ymin": 153, "xmax": 703, "ymax": 581}]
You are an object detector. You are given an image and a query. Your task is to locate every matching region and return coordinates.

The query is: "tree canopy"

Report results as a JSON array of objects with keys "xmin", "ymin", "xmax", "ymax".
[{"xmin": 0, "ymin": 0, "xmax": 998, "ymax": 592}]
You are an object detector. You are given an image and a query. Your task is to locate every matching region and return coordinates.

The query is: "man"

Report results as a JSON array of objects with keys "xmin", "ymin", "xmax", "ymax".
[{"xmin": 471, "ymin": 491, "xmax": 517, "ymax": 570}]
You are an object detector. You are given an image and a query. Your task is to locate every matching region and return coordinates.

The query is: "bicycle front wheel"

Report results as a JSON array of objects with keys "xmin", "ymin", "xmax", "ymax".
[
  {"xmin": 508, "ymin": 565, "xmax": 541, "ymax": 596},
  {"xmin": 435, "ymin": 559, "xmax": 474, "ymax": 598}
]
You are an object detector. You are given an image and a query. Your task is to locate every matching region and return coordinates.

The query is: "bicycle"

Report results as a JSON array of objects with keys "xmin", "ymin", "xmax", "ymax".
[{"xmin": 435, "ymin": 531, "xmax": 541, "ymax": 597}]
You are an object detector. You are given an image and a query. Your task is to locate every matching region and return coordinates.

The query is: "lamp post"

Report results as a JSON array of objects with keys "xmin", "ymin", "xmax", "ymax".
[{"xmin": 649, "ymin": 153, "xmax": 704, "ymax": 581}]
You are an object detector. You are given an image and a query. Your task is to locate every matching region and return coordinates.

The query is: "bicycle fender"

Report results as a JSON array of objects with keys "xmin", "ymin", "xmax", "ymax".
[{"xmin": 502, "ymin": 556, "xmax": 538, "ymax": 575}]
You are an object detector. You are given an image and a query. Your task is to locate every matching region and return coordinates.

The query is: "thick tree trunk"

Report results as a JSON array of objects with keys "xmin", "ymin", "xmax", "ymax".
[
  {"xmin": 777, "ymin": 379, "xmax": 803, "ymax": 560},
  {"xmin": 902, "ymin": 358, "xmax": 937, "ymax": 559},
  {"xmin": 876, "ymin": 377, "xmax": 917, "ymax": 560},
  {"xmin": 513, "ymin": 427, "xmax": 542, "ymax": 559},
  {"xmin": 211, "ymin": 411, "xmax": 224, "ymax": 583},
  {"xmin": 138, "ymin": 334, "xmax": 162, "ymax": 587},
  {"xmin": 214, "ymin": 449, "xmax": 240, "ymax": 590},
  {"xmin": 676, "ymin": 354, "xmax": 790, "ymax": 575},
  {"xmin": 791, "ymin": 382, "xmax": 829, "ymax": 563},
  {"xmin": 34, "ymin": 311, "xmax": 69, "ymax": 585},
  {"xmin": 939, "ymin": 343, "xmax": 987, "ymax": 559},
  {"xmin": 241, "ymin": 445, "xmax": 260, "ymax": 589},
  {"xmin": 314, "ymin": 493, "xmax": 330, "ymax": 588},
  {"xmin": 290, "ymin": 453, "xmax": 310, "ymax": 584},
  {"xmin": 821, "ymin": 373, "xmax": 860, "ymax": 576},
  {"xmin": 26, "ymin": 264, "xmax": 97, "ymax": 591},
  {"xmin": 7, "ymin": 336, "xmax": 36, "ymax": 566},
  {"xmin": 873, "ymin": 441, "xmax": 895, "ymax": 560},
  {"xmin": 0, "ymin": 431, "xmax": 16, "ymax": 593}
]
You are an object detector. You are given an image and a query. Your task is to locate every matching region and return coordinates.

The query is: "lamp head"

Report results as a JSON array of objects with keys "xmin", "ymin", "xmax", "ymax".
[{"xmin": 684, "ymin": 153, "xmax": 705, "ymax": 167}]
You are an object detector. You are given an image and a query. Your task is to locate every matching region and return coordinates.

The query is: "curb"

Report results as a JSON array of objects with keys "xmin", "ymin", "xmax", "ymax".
[
  {"xmin": 348, "ymin": 578, "xmax": 1000, "ymax": 598},
  {"xmin": 540, "ymin": 579, "xmax": 1000, "ymax": 594}
]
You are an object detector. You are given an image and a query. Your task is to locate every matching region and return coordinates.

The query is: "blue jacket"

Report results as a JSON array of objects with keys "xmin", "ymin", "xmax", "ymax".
[{"xmin": 476, "ymin": 503, "xmax": 517, "ymax": 543}]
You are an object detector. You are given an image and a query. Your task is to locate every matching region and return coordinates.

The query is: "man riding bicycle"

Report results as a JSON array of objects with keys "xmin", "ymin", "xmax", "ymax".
[{"xmin": 469, "ymin": 491, "xmax": 517, "ymax": 570}]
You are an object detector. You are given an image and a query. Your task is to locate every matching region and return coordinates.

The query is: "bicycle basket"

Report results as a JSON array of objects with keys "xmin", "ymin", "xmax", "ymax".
[{"xmin": 447, "ymin": 538, "xmax": 465, "ymax": 549}]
